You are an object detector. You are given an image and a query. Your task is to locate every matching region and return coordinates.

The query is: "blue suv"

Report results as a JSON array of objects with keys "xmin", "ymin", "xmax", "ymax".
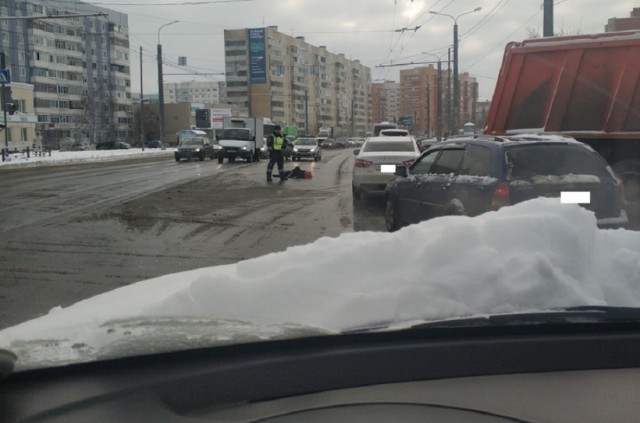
[{"xmin": 384, "ymin": 134, "xmax": 628, "ymax": 231}]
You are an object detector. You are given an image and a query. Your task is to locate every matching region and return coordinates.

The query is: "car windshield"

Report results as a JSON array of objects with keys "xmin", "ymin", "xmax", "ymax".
[
  {"xmin": 0, "ymin": 2, "xmax": 639, "ymax": 377},
  {"xmin": 297, "ymin": 138, "xmax": 316, "ymax": 145},
  {"xmin": 362, "ymin": 141, "xmax": 415, "ymax": 152},
  {"xmin": 181, "ymin": 138, "xmax": 204, "ymax": 146}
]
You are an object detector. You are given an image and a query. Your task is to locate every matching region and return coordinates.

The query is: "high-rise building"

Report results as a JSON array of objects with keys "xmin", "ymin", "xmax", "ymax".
[
  {"xmin": 223, "ymin": 26, "xmax": 371, "ymax": 136},
  {"xmin": 164, "ymin": 81, "xmax": 226, "ymax": 104},
  {"xmin": 0, "ymin": 0, "xmax": 131, "ymax": 147},
  {"xmin": 399, "ymin": 65, "xmax": 476, "ymax": 137},
  {"xmin": 371, "ymin": 81, "xmax": 399, "ymax": 127}
]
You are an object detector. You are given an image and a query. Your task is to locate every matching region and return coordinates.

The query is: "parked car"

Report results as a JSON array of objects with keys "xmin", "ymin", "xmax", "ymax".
[
  {"xmin": 96, "ymin": 141, "xmax": 129, "ymax": 150},
  {"xmin": 145, "ymin": 140, "xmax": 162, "ymax": 148},
  {"xmin": 174, "ymin": 137, "xmax": 215, "ymax": 161},
  {"xmin": 384, "ymin": 134, "xmax": 629, "ymax": 231},
  {"xmin": 352, "ymin": 135, "xmax": 422, "ymax": 201},
  {"xmin": 291, "ymin": 137, "xmax": 322, "ymax": 161}
]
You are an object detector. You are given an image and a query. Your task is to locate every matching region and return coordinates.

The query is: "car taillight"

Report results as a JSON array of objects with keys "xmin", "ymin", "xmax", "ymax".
[
  {"xmin": 402, "ymin": 159, "xmax": 415, "ymax": 168},
  {"xmin": 491, "ymin": 182, "xmax": 511, "ymax": 210},
  {"xmin": 355, "ymin": 158, "xmax": 373, "ymax": 168}
]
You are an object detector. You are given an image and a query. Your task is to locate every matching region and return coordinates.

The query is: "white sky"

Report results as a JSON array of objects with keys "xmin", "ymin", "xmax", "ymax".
[
  {"xmin": 1, "ymin": 149, "xmax": 640, "ymax": 371},
  {"xmin": 95, "ymin": 0, "xmax": 640, "ymax": 101}
]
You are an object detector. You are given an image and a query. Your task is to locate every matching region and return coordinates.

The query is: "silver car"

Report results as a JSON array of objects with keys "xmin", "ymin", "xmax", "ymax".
[
  {"xmin": 292, "ymin": 137, "xmax": 322, "ymax": 161},
  {"xmin": 352, "ymin": 136, "xmax": 422, "ymax": 201}
]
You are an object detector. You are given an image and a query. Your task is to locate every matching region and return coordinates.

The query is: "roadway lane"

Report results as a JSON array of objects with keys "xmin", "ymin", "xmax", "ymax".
[{"xmin": 0, "ymin": 149, "xmax": 385, "ymax": 329}]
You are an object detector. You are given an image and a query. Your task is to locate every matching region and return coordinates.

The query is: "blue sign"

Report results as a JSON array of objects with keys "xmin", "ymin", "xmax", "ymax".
[
  {"xmin": 248, "ymin": 28, "xmax": 266, "ymax": 84},
  {"xmin": 399, "ymin": 116, "xmax": 413, "ymax": 127},
  {"xmin": 0, "ymin": 69, "xmax": 10, "ymax": 84}
]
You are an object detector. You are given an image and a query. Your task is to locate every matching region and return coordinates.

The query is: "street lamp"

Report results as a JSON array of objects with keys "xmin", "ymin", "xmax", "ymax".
[
  {"xmin": 429, "ymin": 7, "xmax": 481, "ymax": 134},
  {"xmin": 157, "ymin": 20, "xmax": 179, "ymax": 150}
]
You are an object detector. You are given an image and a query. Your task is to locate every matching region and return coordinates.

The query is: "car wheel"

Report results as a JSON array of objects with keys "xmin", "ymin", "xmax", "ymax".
[
  {"xmin": 218, "ymin": 156, "xmax": 224, "ymax": 164},
  {"xmin": 247, "ymin": 153, "xmax": 253, "ymax": 163},
  {"xmin": 175, "ymin": 156, "xmax": 180, "ymax": 162},
  {"xmin": 200, "ymin": 152, "xmax": 206, "ymax": 161},
  {"xmin": 384, "ymin": 197, "xmax": 399, "ymax": 232}
]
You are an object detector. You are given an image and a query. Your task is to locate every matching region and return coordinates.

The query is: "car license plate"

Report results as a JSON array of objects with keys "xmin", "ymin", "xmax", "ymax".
[{"xmin": 379, "ymin": 164, "xmax": 396, "ymax": 173}]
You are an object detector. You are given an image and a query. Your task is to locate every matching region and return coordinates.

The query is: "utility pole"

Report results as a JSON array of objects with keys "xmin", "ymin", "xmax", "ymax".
[
  {"xmin": 140, "ymin": 46, "xmax": 144, "ymax": 151},
  {"xmin": 447, "ymin": 47, "xmax": 452, "ymax": 136},
  {"xmin": 157, "ymin": 20, "xmax": 179, "ymax": 151},
  {"xmin": 426, "ymin": 83, "xmax": 431, "ymax": 138},
  {"xmin": 543, "ymin": 0, "xmax": 554, "ymax": 37},
  {"xmin": 1, "ymin": 52, "xmax": 8, "ymax": 149}
]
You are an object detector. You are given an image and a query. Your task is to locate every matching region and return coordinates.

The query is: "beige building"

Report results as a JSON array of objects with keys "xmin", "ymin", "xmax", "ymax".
[
  {"xmin": 2, "ymin": 82, "xmax": 38, "ymax": 149},
  {"xmin": 164, "ymin": 81, "xmax": 226, "ymax": 104},
  {"xmin": 224, "ymin": 27, "xmax": 371, "ymax": 136}
]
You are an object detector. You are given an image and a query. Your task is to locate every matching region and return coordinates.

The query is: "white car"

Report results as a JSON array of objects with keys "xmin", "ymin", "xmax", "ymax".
[{"xmin": 352, "ymin": 136, "xmax": 422, "ymax": 201}]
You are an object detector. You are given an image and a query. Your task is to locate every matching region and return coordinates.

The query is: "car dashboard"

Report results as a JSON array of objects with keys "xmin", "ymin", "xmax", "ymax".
[{"xmin": 2, "ymin": 323, "xmax": 640, "ymax": 422}]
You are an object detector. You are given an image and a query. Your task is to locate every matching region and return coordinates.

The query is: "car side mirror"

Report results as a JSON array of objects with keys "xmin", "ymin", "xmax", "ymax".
[
  {"xmin": 353, "ymin": 149, "xmax": 360, "ymax": 155},
  {"xmin": 394, "ymin": 165, "xmax": 408, "ymax": 177}
]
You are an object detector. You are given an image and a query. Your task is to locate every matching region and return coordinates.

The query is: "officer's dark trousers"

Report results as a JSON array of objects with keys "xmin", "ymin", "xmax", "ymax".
[{"xmin": 266, "ymin": 150, "xmax": 285, "ymax": 180}]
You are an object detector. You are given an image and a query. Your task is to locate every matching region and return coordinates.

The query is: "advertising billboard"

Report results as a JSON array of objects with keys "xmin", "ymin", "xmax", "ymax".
[{"xmin": 248, "ymin": 28, "xmax": 267, "ymax": 84}]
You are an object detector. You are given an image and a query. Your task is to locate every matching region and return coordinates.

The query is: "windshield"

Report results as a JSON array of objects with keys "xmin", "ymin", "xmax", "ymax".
[
  {"xmin": 362, "ymin": 140, "xmax": 415, "ymax": 152},
  {"xmin": 297, "ymin": 138, "xmax": 317, "ymax": 145},
  {"xmin": 219, "ymin": 129, "xmax": 251, "ymax": 140},
  {"xmin": 180, "ymin": 138, "xmax": 205, "ymax": 146},
  {"xmin": 0, "ymin": 2, "xmax": 639, "ymax": 374}
]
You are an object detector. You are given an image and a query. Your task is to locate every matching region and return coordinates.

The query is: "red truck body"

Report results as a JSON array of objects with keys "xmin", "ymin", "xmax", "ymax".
[{"xmin": 484, "ymin": 30, "xmax": 640, "ymax": 214}]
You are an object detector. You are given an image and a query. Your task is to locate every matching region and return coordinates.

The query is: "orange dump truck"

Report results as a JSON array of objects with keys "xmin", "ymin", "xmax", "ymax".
[{"xmin": 484, "ymin": 31, "xmax": 640, "ymax": 221}]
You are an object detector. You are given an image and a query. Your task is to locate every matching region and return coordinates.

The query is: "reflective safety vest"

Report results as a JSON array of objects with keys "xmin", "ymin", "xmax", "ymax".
[{"xmin": 273, "ymin": 135, "xmax": 285, "ymax": 151}]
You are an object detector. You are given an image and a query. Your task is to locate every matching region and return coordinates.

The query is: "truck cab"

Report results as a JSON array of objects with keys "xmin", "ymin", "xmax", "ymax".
[{"xmin": 217, "ymin": 117, "xmax": 265, "ymax": 163}]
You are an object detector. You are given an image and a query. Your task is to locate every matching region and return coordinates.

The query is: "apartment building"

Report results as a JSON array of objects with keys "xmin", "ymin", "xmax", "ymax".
[
  {"xmin": 223, "ymin": 26, "xmax": 371, "ymax": 136},
  {"xmin": 371, "ymin": 80, "xmax": 399, "ymax": 126},
  {"xmin": 399, "ymin": 65, "xmax": 476, "ymax": 137},
  {"xmin": 605, "ymin": 8, "xmax": 640, "ymax": 32},
  {"xmin": 0, "ymin": 0, "xmax": 131, "ymax": 148},
  {"xmin": 164, "ymin": 80, "xmax": 226, "ymax": 104}
]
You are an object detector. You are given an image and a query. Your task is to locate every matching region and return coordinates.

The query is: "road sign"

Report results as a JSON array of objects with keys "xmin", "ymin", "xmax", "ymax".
[
  {"xmin": 399, "ymin": 116, "xmax": 413, "ymax": 127},
  {"xmin": 0, "ymin": 69, "xmax": 10, "ymax": 84}
]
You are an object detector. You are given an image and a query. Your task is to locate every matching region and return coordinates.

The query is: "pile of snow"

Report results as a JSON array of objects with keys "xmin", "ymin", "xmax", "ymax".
[
  {"xmin": 1, "ymin": 198, "xmax": 639, "ymax": 370},
  {"xmin": 0, "ymin": 148, "xmax": 171, "ymax": 168}
]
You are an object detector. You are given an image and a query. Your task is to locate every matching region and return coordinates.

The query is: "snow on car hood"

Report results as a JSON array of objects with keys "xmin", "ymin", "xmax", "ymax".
[{"xmin": 1, "ymin": 198, "xmax": 640, "ymax": 371}]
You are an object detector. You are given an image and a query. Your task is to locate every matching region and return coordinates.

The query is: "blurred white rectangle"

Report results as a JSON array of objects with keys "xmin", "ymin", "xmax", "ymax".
[
  {"xmin": 380, "ymin": 164, "xmax": 396, "ymax": 173},
  {"xmin": 561, "ymin": 192, "xmax": 590, "ymax": 204}
]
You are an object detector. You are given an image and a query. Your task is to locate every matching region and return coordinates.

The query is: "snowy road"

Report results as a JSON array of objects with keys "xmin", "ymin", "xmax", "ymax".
[{"xmin": 0, "ymin": 149, "xmax": 384, "ymax": 329}]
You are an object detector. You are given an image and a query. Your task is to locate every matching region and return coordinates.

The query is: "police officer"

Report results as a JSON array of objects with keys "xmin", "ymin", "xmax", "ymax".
[{"xmin": 266, "ymin": 125, "xmax": 289, "ymax": 182}]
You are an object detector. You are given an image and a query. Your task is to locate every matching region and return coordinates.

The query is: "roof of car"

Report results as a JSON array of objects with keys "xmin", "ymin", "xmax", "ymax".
[{"xmin": 438, "ymin": 133, "xmax": 586, "ymax": 149}]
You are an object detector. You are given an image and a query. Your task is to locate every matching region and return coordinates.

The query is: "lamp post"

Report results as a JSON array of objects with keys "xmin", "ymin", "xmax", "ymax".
[
  {"xmin": 157, "ymin": 20, "xmax": 178, "ymax": 150},
  {"xmin": 429, "ymin": 7, "xmax": 481, "ymax": 134}
]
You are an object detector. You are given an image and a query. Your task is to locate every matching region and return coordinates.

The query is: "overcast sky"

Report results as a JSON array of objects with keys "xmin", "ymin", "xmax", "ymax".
[{"xmin": 100, "ymin": 0, "xmax": 637, "ymax": 101}]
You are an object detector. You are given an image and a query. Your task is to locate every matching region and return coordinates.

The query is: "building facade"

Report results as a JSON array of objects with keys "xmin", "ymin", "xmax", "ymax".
[
  {"xmin": 223, "ymin": 26, "xmax": 372, "ymax": 137},
  {"xmin": 0, "ymin": 0, "xmax": 131, "ymax": 148},
  {"xmin": 399, "ymin": 65, "xmax": 477, "ymax": 138},
  {"xmin": 605, "ymin": 8, "xmax": 640, "ymax": 32},
  {"xmin": 371, "ymin": 80, "xmax": 399, "ymax": 127},
  {"xmin": 164, "ymin": 80, "xmax": 226, "ymax": 104}
]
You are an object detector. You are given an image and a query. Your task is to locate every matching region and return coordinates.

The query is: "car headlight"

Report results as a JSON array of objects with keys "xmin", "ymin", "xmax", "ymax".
[
  {"xmin": 293, "ymin": 147, "xmax": 299, "ymax": 152},
  {"xmin": 310, "ymin": 148, "xmax": 315, "ymax": 152},
  {"xmin": 241, "ymin": 146, "xmax": 247, "ymax": 150},
  {"xmin": 194, "ymin": 148, "xmax": 201, "ymax": 152},
  {"xmin": 174, "ymin": 149, "xmax": 179, "ymax": 152}
]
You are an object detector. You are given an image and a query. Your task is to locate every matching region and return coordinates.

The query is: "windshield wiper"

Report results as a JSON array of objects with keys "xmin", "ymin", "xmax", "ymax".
[{"xmin": 409, "ymin": 306, "xmax": 640, "ymax": 329}]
